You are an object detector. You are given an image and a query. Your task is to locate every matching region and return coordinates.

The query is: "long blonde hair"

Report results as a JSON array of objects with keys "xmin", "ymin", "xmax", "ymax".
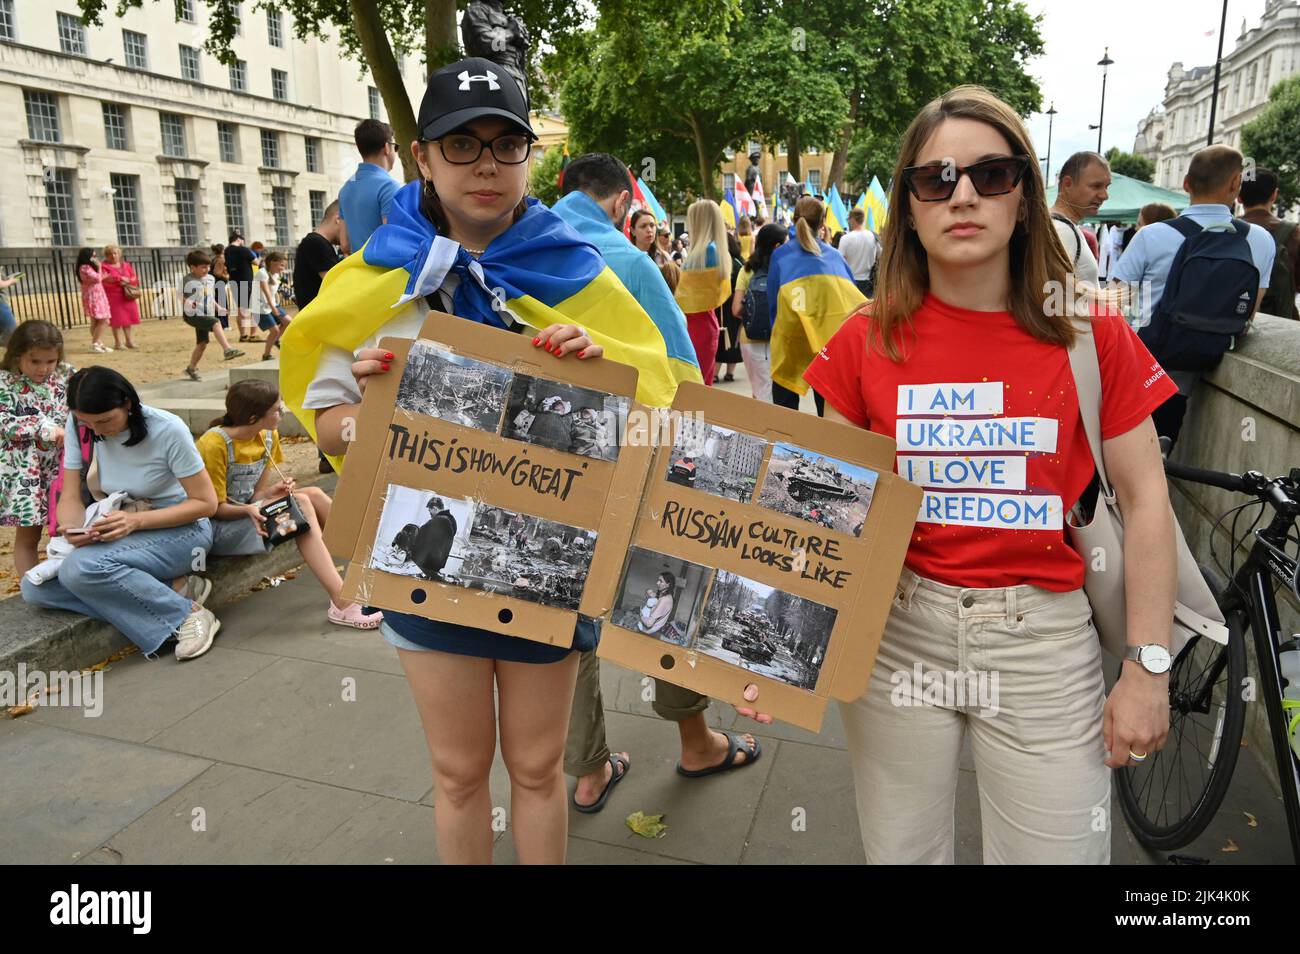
[
  {"xmin": 871, "ymin": 85, "xmax": 1078, "ymax": 361},
  {"xmin": 793, "ymin": 196, "xmax": 825, "ymax": 255},
  {"xmin": 683, "ymin": 199, "xmax": 732, "ymax": 281}
]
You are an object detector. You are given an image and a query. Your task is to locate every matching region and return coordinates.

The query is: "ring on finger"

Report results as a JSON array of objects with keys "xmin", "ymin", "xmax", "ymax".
[{"xmin": 1128, "ymin": 749, "xmax": 1148, "ymax": 763}]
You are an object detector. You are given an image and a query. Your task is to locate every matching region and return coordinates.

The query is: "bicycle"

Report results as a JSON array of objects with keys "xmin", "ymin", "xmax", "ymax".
[{"xmin": 1115, "ymin": 461, "xmax": 1300, "ymax": 862}]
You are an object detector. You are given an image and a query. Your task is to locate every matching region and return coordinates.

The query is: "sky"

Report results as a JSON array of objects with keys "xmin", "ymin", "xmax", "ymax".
[{"xmin": 1022, "ymin": 0, "xmax": 1269, "ymax": 176}]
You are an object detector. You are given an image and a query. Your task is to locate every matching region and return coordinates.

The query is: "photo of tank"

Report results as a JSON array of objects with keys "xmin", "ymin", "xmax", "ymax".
[
  {"xmin": 502, "ymin": 374, "xmax": 629, "ymax": 462},
  {"xmin": 395, "ymin": 341, "xmax": 513, "ymax": 432},
  {"xmin": 450, "ymin": 504, "xmax": 597, "ymax": 611},
  {"xmin": 757, "ymin": 443, "xmax": 878, "ymax": 537},
  {"xmin": 665, "ymin": 418, "xmax": 765, "ymax": 502},
  {"xmin": 694, "ymin": 571, "xmax": 836, "ymax": 691}
]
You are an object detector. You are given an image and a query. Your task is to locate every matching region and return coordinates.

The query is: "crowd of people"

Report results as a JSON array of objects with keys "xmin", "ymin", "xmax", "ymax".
[{"xmin": 3, "ymin": 48, "xmax": 1299, "ymax": 867}]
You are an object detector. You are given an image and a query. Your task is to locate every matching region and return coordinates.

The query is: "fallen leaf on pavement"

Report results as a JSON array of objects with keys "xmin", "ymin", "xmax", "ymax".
[
  {"xmin": 1244, "ymin": 812, "xmax": 1257, "ymax": 828},
  {"xmin": 1222, "ymin": 839, "xmax": 1239, "ymax": 853},
  {"xmin": 626, "ymin": 811, "xmax": 668, "ymax": 839},
  {"xmin": 7, "ymin": 704, "xmax": 34, "ymax": 717}
]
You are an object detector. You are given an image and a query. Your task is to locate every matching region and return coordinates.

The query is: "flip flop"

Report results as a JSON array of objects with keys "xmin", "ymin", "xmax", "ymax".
[
  {"xmin": 572, "ymin": 753, "xmax": 630, "ymax": 814},
  {"xmin": 676, "ymin": 732, "xmax": 761, "ymax": 778}
]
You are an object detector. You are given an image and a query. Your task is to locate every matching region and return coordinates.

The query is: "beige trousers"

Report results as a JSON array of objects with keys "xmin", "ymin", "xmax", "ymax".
[{"xmin": 839, "ymin": 568, "xmax": 1111, "ymax": 864}]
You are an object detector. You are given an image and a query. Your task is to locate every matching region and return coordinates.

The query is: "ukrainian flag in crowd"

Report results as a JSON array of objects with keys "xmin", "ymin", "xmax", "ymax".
[
  {"xmin": 719, "ymin": 190, "xmax": 738, "ymax": 229},
  {"xmin": 767, "ymin": 238, "xmax": 865, "ymax": 395},
  {"xmin": 674, "ymin": 242, "xmax": 730, "ymax": 315},
  {"xmin": 865, "ymin": 175, "xmax": 889, "ymax": 229},
  {"xmin": 825, "ymin": 184, "xmax": 849, "ymax": 235},
  {"xmin": 280, "ymin": 181, "xmax": 684, "ymax": 469},
  {"xmin": 638, "ymin": 177, "xmax": 667, "ymax": 224}
]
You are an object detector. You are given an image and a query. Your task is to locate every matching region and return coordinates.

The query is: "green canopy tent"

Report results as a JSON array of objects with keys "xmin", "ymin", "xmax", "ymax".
[{"xmin": 1045, "ymin": 172, "xmax": 1189, "ymax": 224}]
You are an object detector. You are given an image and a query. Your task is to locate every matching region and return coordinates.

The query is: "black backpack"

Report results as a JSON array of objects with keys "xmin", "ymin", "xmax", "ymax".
[
  {"xmin": 1260, "ymin": 219, "xmax": 1297, "ymax": 320},
  {"xmin": 741, "ymin": 268, "xmax": 772, "ymax": 340},
  {"xmin": 1138, "ymin": 217, "xmax": 1260, "ymax": 372}
]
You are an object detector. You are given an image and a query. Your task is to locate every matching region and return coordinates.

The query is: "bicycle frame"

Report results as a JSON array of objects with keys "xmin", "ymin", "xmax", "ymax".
[{"xmin": 1219, "ymin": 514, "xmax": 1300, "ymax": 862}]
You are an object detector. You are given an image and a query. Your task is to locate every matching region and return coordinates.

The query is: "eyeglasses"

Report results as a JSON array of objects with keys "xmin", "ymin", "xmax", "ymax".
[
  {"xmin": 900, "ymin": 155, "xmax": 1031, "ymax": 202},
  {"xmin": 431, "ymin": 132, "xmax": 532, "ymax": 166}
]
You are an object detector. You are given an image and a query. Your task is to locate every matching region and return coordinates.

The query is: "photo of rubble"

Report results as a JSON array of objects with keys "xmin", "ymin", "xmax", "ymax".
[
  {"xmin": 694, "ymin": 571, "xmax": 836, "ymax": 691},
  {"xmin": 368, "ymin": 484, "xmax": 475, "ymax": 581},
  {"xmin": 395, "ymin": 341, "xmax": 513, "ymax": 433},
  {"xmin": 612, "ymin": 548, "xmax": 711, "ymax": 648},
  {"xmin": 502, "ymin": 374, "xmax": 629, "ymax": 462},
  {"xmin": 664, "ymin": 419, "xmax": 766, "ymax": 503},
  {"xmin": 451, "ymin": 504, "xmax": 597, "ymax": 611},
  {"xmin": 757, "ymin": 443, "xmax": 878, "ymax": 537}
]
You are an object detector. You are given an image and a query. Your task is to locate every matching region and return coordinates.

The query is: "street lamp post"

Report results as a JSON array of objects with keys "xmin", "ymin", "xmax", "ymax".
[
  {"xmin": 1087, "ymin": 48, "xmax": 1115, "ymax": 154},
  {"xmin": 1044, "ymin": 102, "xmax": 1058, "ymax": 180},
  {"xmin": 1207, "ymin": 0, "xmax": 1230, "ymax": 144}
]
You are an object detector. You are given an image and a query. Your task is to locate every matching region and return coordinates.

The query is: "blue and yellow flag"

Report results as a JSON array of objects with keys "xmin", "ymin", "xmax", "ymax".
[
  {"xmin": 766, "ymin": 238, "xmax": 865, "ymax": 395},
  {"xmin": 674, "ymin": 243, "xmax": 730, "ymax": 315},
  {"xmin": 281, "ymin": 182, "xmax": 684, "ymax": 470}
]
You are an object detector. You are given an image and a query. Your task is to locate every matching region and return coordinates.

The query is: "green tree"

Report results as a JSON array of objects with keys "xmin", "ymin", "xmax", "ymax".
[
  {"xmin": 1241, "ymin": 75, "xmax": 1300, "ymax": 208},
  {"xmin": 528, "ymin": 145, "xmax": 565, "ymax": 207},
  {"xmin": 1104, "ymin": 147, "xmax": 1154, "ymax": 183}
]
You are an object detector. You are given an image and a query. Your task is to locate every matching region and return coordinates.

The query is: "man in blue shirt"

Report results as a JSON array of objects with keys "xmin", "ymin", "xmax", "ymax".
[
  {"xmin": 1110, "ymin": 144, "xmax": 1274, "ymax": 448},
  {"xmin": 552, "ymin": 154, "xmax": 761, "ymax": 815},
  {"xmin": 337, "ymin": 119, "xmax": 399, "ymax": 254}
]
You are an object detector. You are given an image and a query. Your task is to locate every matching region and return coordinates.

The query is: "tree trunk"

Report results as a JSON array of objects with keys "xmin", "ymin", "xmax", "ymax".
[
  {"xmin": 689, "ymin": 115, "xmax": 716, "ymax": 200},
  {"xmin": 786, "ymin": 129, "xmax": 802, "ymax": 182},
  {"xmin": 348, "ymin": 0, "xmax": 419, "ymax": 182},
  {"xmin": 827, "ymin": 87, "xmax": 861, "ymax": 194},
  {"xmin": 425, "ymin": 0, "xmax": 459, "ymax": 79}
]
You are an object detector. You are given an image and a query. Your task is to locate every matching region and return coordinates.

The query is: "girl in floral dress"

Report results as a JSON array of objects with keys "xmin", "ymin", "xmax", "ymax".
[
  {"xmin": 0, "ymin": 321, "xmax": 72, "ymax": 575},
  {"xmin": 77, "ymin": 248, "xmax": 113, "ymax": 353}
]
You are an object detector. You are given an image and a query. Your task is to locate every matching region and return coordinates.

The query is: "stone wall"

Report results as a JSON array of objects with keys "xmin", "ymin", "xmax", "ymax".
[{"xmin": 1168, "ymin": 313, "xmax": 1299, "ymax": 788}]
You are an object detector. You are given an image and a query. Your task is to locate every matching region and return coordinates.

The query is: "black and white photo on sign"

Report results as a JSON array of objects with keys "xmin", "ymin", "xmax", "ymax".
[
  {"xmin": 395, "ymin": 340, "xmax": 513, "ymax": 432},
  {"xmin": 665, "ymin": 418, "xmax": 766, "ymax": 503},
  {"xmin": 454, "ymin": 503, "xmax": 597, "ymax": 610},
  {"xmin": 369, "ymin": 483, "xmax": 475, "ymax": 582},
  {"xmin": 612, "ymin": 547, "xmax": 711, "ymax": 647},
  {"xmin": 502, "ymin": 374, "xmax": 629, "ymax": 462},
  {"xmin": 694, "ymin": 570, "xmax": 835, "ymax": 691},
  {"xmin": 757, "ymin": 442, "xmax": 878, "ymax": 537}
]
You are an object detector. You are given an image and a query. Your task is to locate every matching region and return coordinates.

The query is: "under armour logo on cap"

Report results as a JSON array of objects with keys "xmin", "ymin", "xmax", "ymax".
[{"xmin": 457, "ymin": 69, "xmax": 500, "ymax": 92}]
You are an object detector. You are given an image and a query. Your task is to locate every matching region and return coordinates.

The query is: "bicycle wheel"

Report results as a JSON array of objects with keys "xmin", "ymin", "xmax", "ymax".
[{"xmin": 1115, "ymin": 564, "xmax": 1248, "ymax": 850}]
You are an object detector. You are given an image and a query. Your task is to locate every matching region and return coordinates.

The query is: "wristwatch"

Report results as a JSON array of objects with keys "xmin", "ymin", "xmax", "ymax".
[{"xmin": 1125, "ymin": 643, "xmax": 1172, "ymax": 675}]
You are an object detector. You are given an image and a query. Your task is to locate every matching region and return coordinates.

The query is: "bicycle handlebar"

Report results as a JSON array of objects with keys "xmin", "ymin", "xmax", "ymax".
[{"xmin": 1163, "ymin": 459, "xmax": 1251, "ymax": 494}]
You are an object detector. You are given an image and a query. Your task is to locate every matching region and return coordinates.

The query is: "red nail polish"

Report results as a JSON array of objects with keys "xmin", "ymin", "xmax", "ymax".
[
  {"xmin": 384, "ymin": 352, "xmax": 394, "ymax": 360},
  {"xmin": 532, "ymin": 337, "xmax": 541, "ymax": 346},
  {"xmin": 578, "ymin": 349, "xmax": 588, "ymax": 359},
  {"xmin": 380, "ymin": 363, "xmax": 390, "ymax": 372},
  {"xmin": 544, "ymin": 343, "xmax": 553, "ymax": 352}
]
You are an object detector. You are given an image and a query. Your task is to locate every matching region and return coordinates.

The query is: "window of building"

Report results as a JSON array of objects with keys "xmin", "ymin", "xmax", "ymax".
[
  {"xmin": 808, "ymin": 168, "xmax": 821, "ymax": 190},
  {"xmin": 24, "ymin": 90, "xmax": 61, "ymax": 142},
  {"xmin": 229, "ymin": 59, "xmax": 247, "ymax": 92},
  {"xmin": 304, "ymin": 136, "xmax": 320, "ymax": 173},
  {"xmin": 45, "ymin": 168, "xmax": 77, "ymax": 246},
  {"xmin": 223, "ymin": 182, "xmax": 247, "ymax": 236},
  {"xmin": 271, "ymin": 186, "xmax": 293, "ymax": 245},
  {"xmin": 260, "ymin": 129, "xmax": 279, "ymax": 168},
  {"xmin": 723, "ymin": 146, "xmax": 735, "ymax": 160},
  {"xmin": 175, "ymin": 178, "xmax": 200, "ymax": 245},
  {"xmin": 777, "ymin": 143, "xmax": 788, "ymax": 156},
  {"xmin": 123, "ymin": 29, "xmax": 148, "ymax": 69},
  {"xmin": 57, "ymin": 12, "xmax": 86, "ymax": 55},
  {"xmin": 102, "ymin": 102, "xmax": 128, "ymax": 150},
  {"xmin": 1247, "ymin": 63, "xmax": 1258, "ymax": 103},
  {"xmin": 176, "ymin": 0, "xmax": 195, "ymax": 22},
  {"xmin": 160, "ymin": 112, "xmax": 187, "ymax": 157},
  {"xmin": 806, "ymin": 146, "xmax": 820, "ymax": 156},
  {"xmin": 1262, "ymin": 52, "xmax": 1273, "ymax": 88},
  {"xmin": 747, "ymin": 141, "xmax": 761, "ymax": 156},
  {"xmin": 0, "ymin": 0, "xmax": 16, "ymax": 40},
  {"xmin": 218, "ymin": 121, "xmax": 238, "ymax": 163},
  {"xmin": 271, "ymin": 68, "xmax": 288, "ymax": 101},
  {"xmin": 267, "ymin": 7, "xmax": 283, "ymax": 47},
  {"xmin": 232, "ymin": 1, "xmax": 242, "ymax": 36},
  {"xmin": 110, "ymin": 173, "xmax": 142, "ymax": 246},
  {"xmin": 309, "ymin": 190, "xmax": 326, "ymax": 225},
  {"xmin": 723, "ymin": 173, "xmax": 735, "ymax": 193},
  {"xmin": 179, "ymin": 44, "xmax": 201, "ymax": 82},
  {"xmin": 368, "ymin": 86, "xmax": 381, "ymax": 120}
]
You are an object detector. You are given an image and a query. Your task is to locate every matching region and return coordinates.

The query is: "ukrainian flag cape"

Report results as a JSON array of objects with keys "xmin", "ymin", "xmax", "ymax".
[
  {"xmin": 768, "ymin": 239, "xmax": 865, "ymax": 395},
  {"xmin": 674, "ymin": 242, "xmax": 730, "ymax": 314},
  {"xmin": 280, "ymin": 182, "xmax": 682, "ymax": 470}
]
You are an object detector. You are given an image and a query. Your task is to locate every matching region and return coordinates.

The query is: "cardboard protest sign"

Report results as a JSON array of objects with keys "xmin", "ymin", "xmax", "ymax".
[
  {"xmin": 587, "ymin": 384, "xmax": 922, "ymax": 731},
  {"xmin": 322, "ymin": 309, "xmax": 644, "ymax": 648}
]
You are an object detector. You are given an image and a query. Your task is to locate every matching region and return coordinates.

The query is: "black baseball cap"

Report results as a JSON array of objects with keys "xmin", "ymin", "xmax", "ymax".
[{"xmin": 417, "ymin": 57, "xmax": 536, "ymax": 142}]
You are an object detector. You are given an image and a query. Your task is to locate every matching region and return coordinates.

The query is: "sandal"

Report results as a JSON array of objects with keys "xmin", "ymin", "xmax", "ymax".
[
  {"xmin": 572, "ymin": 753, "xmax": 630, "ymax": 814},
  {"xmin": 327, "ymin": 602, "xmax": 384, "ymax": 629},
  {"xmin": 675, "ymin": 732, "xmax": 761, "ymax": 778}
]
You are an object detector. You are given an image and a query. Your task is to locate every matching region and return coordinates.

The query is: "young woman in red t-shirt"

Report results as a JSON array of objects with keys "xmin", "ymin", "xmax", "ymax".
[{"xmin": 754, "ymin": 86, "xmax": 1179, "ymax": 863}]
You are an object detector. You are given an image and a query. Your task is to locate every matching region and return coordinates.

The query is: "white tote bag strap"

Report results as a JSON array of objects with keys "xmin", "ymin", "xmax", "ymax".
[{"xmin": 1066, "ymin": 318, "xmax": 1113, "ymax": 496}]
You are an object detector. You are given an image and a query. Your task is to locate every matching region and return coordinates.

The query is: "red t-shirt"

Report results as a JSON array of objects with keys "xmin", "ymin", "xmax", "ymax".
[{"xmin": 803, "ymin": 293, "xmax": 1178, "ymax": 591}]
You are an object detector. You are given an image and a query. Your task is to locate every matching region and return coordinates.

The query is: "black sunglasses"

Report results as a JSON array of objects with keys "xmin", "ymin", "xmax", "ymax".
[{"xmin": 901, "ymin": 155, "xmax": 1031, "ymax": 202}]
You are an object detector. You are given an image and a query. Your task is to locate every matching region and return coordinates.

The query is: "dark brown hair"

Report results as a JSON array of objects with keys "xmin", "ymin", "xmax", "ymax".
[
  {"xmin": 418, "ymin": 139, "xmax": 528, "ymax": 236},
  {"xmin": 264, "ymin": 250, "xmax": 288, "ymax": 265},
  {"xmin": 871, "ymin": 84, "xmax": 1077, "ymax": 362},
  {"xmin": 793, "ymin": 196, "xmax": 825, "ymax": 255},
  {"xmin": 211, "ymin": 379, "xmax": 280, "ymax": 428},
  {"xmin": 1138, "ymin": 202, "xmax": 1177, "ymax": 226},
  {"xmin": 2, "ymin": 319, "xmax": 64, "ymax": 373},
  {"xmin": 186, "ymin": 249, "xmax": 212, "ymax": 268},
  {"xmin": 1185, "ymin": 144, "xmax": 1243, "ymax": 195},
  {"xmin": 354, "ymin": 118, "xmax": 393, "ymax": 157}
]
